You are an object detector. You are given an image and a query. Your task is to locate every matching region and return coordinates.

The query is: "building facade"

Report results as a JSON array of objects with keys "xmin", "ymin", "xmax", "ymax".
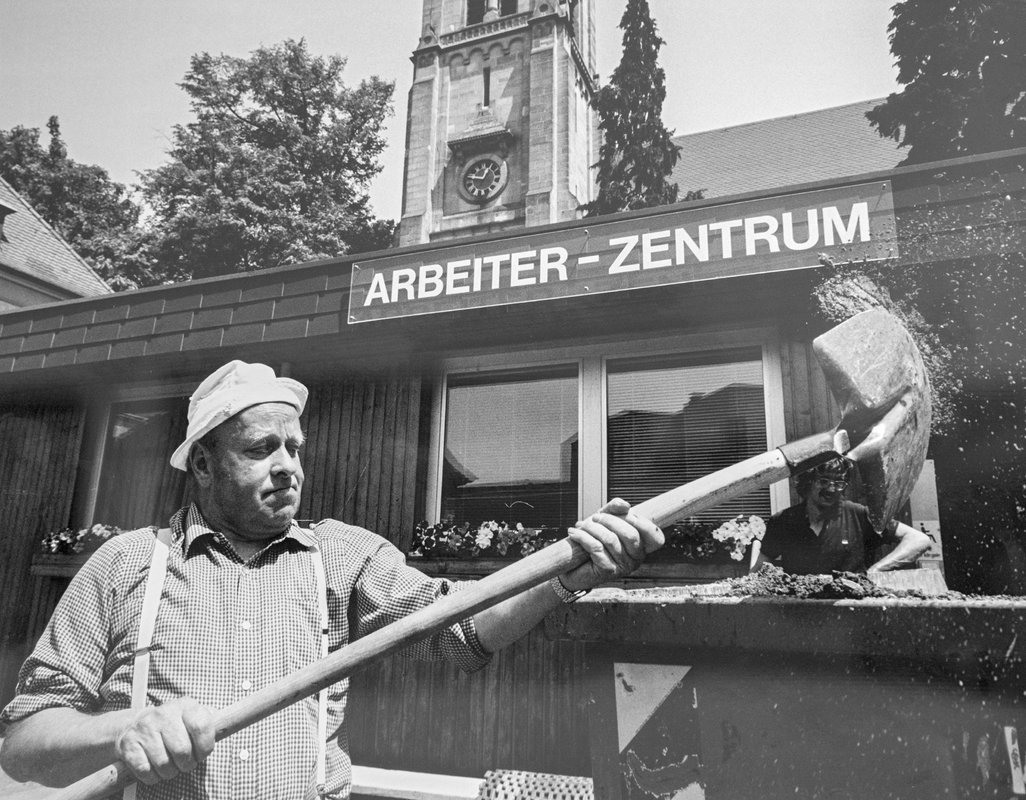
[{"xmin": 0, "ymin": 147, "xmax": 1023, "ymax": 778}]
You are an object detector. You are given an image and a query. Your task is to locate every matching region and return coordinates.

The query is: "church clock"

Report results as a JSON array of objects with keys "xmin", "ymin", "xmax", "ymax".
[{"xmin": 458, "ymin": 155, "xmax": 509, "ymax": 203}]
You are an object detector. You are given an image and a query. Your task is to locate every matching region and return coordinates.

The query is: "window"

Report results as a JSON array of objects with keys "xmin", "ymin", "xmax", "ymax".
[
  {"xmin": 606, "ymin": 349, "xmax": 770, "ymax": 523},
  {"xmin": 467, "ymin": 0, "xmax": 516, "ymax": 25},
  {"xmin": 93, "ymin": 397, "xmax": 191, "ymax": 529},
  {"xmin": 429, "ymin": 333, "xmax": 785, "ymax": 536},
  {"xmin": 440, "ymin": 366, "xmax": 579, "ymax": 529}
]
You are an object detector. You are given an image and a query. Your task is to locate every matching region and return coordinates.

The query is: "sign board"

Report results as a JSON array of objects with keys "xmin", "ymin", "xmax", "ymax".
[{"xmin": 349, "ymin": 181, "xmax": 898, "ymax": 323}]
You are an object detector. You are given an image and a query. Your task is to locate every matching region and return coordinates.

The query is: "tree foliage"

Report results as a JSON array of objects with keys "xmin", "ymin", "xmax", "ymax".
[
  {"xmin": 821, "ymin": 1, "xmax": 1026, "ymax": 591},
  {"xmin": 584, "ymin": 0, "xmax": 697, "ymax": 216},
  {"xmin": 813, "ymin": 166, "xmax": 1026, "ymax": 593},
  {"xmin": 867, "ymin": 0, "xmax": 1026, "ymax": 164},
  {"xmin": 139, "ymin": 38, "xmax": 395, "ymax": 282},
  {"xmin": 1, "ymin": 40, "xmax": 397, "ymax": 290},
  {"xmin": 0, "ymin": 117, "xmax": 145, "ymax": 289}
]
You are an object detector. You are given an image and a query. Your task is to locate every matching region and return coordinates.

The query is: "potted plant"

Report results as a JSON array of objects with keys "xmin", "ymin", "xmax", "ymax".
[
  {"xmin": 33, "ymin": 523, "xmax": 125, "ymax": 577},
  {"xmin": 406, "ymin": 514, "xmax": 766, "ymax": 582}
]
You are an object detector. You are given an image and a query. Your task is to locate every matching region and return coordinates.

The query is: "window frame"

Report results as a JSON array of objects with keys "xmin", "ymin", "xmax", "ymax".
[
  {"xmin": 79, "ymin": 381, "xmax": 193, "ymax": 528},
  {"xmin": 426, "ymin": 327, "xmax": 789, "ymax": 525}
]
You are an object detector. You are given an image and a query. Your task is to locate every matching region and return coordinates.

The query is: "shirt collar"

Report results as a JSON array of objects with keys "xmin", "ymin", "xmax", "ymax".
[{"xmin": 173, "ymin": 503, "xmax": 317, "ymax": 555}]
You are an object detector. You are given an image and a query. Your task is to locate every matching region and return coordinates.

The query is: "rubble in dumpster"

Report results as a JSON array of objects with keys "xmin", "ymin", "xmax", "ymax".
[{"xmin": 685, "ymin": 563, "xmax": 967, "ymax": 600}]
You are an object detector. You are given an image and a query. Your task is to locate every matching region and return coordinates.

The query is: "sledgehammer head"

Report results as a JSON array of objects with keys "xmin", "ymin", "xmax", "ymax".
[{"xmin": 813, "ymin": 309, "xmax": 932, "ymax": 530}]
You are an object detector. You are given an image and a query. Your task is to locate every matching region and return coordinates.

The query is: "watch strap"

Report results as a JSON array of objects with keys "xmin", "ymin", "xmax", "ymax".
[{"xmin": 548, "ymin": 575, "xmax": 589, "ymax": 604}]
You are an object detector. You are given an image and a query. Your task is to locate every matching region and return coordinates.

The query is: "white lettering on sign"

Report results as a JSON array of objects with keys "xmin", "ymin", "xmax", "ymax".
[
  {"xmin": 614, "ymin": 202, "xmax": 870, "ymax": 268},
  {"xmin": 363, "ymin": 247, "xmax": 572, "ymax": 306},
  {"xmin": 360, "ymin": 202, "xmax": 873, "ymax": 308},
  {"xmin": 782, "ymin": 210, "xmax": 819, "ymax": 250},
  {"xmin": 823, "ymin": 203, "xmax": 871, "ymax": 245},
  {"xmin": 609, "ymin": 235, "xmax": 640, "ymax": 274},
  {"xmin": 642, "ymin": 231, "xmax": 673, "ymax": 269}
]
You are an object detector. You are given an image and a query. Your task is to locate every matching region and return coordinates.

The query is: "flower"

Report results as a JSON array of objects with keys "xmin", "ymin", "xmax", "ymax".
[
  {"xmin": 409, "ymin": 519, "xmax": 557, "ymax": 560},
  {"xmin": 475, "ymin": 526, "xmax": 494, "ymax": 549},
  {"xmin": 664, "ymin": 515, "xmax": 766, "ymax": 561},
  {"xmin": 711, "ymin": 515, "xmax": 767, "ymax": 561},
  {"xmin": 41, "ymin": 523, "xmax": 124, "ymax": 555}
]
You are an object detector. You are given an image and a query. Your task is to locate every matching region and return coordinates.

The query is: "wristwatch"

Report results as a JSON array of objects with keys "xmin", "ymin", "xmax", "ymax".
[{"xmin": 548, "ymin": 575, "xmax": 589, "ymax": 604}]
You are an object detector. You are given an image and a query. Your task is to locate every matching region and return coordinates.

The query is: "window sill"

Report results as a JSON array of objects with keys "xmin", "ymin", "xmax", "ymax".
[{"xmin": 31, "ymin": 553, "xmax": 91, "ymax": 577}]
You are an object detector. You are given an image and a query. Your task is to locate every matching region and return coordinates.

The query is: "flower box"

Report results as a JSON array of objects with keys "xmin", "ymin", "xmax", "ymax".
[
  {"xmin": 406, "ymin": 514, "xmax": 765, "ymax": 586},
  {"xmin": 31, "ymin": 552, "xmax": 91, "ymax": 578}
]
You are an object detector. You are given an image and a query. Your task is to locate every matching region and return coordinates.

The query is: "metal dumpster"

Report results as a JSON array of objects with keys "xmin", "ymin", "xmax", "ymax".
[{"xmin": 546, "ymin": 588, "xmax": 1026, "ymax": 800}]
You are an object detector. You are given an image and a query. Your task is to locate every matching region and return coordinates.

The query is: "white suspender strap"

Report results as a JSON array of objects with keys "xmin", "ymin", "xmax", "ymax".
[
  {"xmin": 309, "ymin": 538, "xmax": 330, "ymax": 798},
  {"xmin": 125, "ymin": 527, "xmax": 172, "ymax": 800},
  {"xmin": 122, "ymin": 527, "xmax": 331, "ymax": 797},
  {"xmin": 132, "ymin": 528, "xmax": 172, "ymax": 708}
]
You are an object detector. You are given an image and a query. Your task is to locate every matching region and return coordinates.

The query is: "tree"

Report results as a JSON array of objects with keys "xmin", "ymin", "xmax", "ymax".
[
  {"xmin": 867, "ymin": 0, "xmax": 1026, "ymax": 164},
  {"xmin": 584, "ymin": 0, "xmax": 698, "ymax": 216},
  {"xmin": 139, "ymin": 39, "xmax": 395, "ymax": 282},
  {"xmin": 0, "ymin": 117, "xmax": 145, "ymax": 290}
]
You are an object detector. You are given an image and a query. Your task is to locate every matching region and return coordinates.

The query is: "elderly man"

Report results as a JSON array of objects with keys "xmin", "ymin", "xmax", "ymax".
[
  {"xmin": 756, "ymin": 456, "xmax": 930, "ymax": 575},
  {"xmin": 0, "ymin": 361, "xmax": 664, "ymax": 799}
]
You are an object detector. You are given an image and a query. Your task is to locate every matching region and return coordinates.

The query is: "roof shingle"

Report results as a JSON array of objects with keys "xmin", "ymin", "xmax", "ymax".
[
  {"xmin": 0, "ymin": 176, "xmax": 111, "ymax": 298},
  {"xmin": 671, "ymin": 99, "xmax": 903, "ymax": 199}
]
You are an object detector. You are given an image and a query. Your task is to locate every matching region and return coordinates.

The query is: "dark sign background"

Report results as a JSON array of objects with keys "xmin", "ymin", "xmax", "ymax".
[{"xmin": 350, "ymin": 182, "xmax": 897, "ymax": 323}]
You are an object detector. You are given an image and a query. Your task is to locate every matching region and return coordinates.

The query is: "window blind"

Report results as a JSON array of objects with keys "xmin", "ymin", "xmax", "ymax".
[{"xmin": 607, "ymin": 349, "xmax": 770, "ymax": 524}]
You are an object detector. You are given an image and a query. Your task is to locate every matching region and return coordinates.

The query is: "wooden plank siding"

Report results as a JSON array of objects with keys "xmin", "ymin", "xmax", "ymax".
[
  {"xmin": 296, "ymin": 373, "xmax": 422, "ymax": 543},
  {"xmin": 777, "ymin": 339, "xmax": 840, "ymax": 504},
  {"xmin": 347, "ymin": 629, "xmax": 592, "ymax": 778},
  {"xmin": 778, "ymin": 338, "xmax": 838, "ymax": 440},
  {"xmin": 0, "ymin": 404, "xmax": 84, "ymax": 707}
]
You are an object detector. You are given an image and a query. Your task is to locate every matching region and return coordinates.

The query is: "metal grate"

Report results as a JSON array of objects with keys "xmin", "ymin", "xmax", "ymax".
[{"xmin": 477, "ymin": 770, "xmax": 594, "ymax": 800}]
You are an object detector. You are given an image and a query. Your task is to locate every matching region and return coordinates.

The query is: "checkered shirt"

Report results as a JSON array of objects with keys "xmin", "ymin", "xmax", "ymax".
[{"xmin": 1, "ymin": 504, "xmax": 491, "ymax": 799}]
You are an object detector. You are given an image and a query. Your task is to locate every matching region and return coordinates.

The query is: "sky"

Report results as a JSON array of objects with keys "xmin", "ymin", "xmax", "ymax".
[{"xmin": 1, "ymin": 1, "xmax": 900, "ymax": 222}]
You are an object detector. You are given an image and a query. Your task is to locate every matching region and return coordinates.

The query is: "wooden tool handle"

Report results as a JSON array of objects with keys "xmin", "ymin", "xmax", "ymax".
[{"xmin": 49, "ymin": 432, "xmax": 844, "ymax": 800}]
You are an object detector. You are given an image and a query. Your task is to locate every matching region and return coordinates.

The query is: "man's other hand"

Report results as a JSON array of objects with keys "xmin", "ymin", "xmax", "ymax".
[
  {"xmin": 116, "ymin": 697, "xmax": 215, "ymax": 785},
  {"xmin": 562, "ymin": 498, "xmax": 664, "ymax": 592}
]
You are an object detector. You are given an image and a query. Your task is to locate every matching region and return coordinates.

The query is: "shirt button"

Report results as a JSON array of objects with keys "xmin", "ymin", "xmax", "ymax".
[
  {"xmin": 238, "ymin": 749, "xmax": 250, "ymax": 761},
  {"xmin": 240, "ymin": 620, "xmax": 252, "ymax": 630},
  {"xmin": 241, "ymin": 679, "xmax": 253, "ymax": 691}
]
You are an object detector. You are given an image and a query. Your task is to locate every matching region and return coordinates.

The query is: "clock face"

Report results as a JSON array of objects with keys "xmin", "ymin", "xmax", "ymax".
[{"xmin": 459, "ymin": 155, "xmax": 508, "ymax": 203}]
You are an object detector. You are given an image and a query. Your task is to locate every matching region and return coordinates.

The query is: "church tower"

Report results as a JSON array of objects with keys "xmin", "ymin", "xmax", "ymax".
[{"xmin": 398, "ymin": 0, "xmax": 598, "ymax": 247}]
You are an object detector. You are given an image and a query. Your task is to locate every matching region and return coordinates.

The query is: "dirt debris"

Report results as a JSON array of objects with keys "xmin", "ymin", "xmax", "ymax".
[{"xmin": 690, "ymin": 563, "xmax": 968, "ymax": 600}]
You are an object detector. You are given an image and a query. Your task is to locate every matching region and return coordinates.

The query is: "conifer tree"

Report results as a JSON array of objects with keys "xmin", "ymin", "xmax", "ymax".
[{"xmin": 585, "ymin": 0, "xmax": 695, "ymax": 216}]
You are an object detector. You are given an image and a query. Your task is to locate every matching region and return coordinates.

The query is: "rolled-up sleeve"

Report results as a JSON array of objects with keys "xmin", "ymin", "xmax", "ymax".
[
  {"xmin": 346, "ymin": 534, "xmax": 492, "ymax": 673},
  {"xmin": 1, "ymin": 543, "xmax": 122, "ymax": 731}
]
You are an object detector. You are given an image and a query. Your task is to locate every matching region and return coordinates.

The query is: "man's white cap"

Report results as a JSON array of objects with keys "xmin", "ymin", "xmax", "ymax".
[{"xmin": 170, "ymin": 360, "xmax": 308, "ymax": 471}]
